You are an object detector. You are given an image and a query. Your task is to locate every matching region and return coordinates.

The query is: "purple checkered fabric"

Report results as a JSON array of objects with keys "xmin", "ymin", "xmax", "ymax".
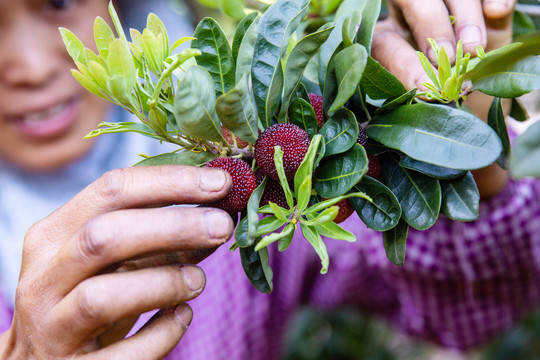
[{"xmin": 0, "ymin": 178, "xmax": 539, "ymax": 358}]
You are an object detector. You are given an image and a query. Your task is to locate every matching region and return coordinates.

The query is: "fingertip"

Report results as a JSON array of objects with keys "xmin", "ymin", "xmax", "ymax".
[
  {"xmin": 199, "ymin": 168, "xmax": 231, "ymax": 193},
  {"xmin": 174, "ymin": 303, "xmax": 193, "ymax": 329},
  {"xmin": 483, "ymin": 1, "xmax": 513, "ymax": 20}
]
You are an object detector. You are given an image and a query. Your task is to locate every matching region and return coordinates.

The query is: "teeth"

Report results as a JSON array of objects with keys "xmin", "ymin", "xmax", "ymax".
[{"xmin": 20, "ymin": 101, "xmax": 69, "ymax": 125}]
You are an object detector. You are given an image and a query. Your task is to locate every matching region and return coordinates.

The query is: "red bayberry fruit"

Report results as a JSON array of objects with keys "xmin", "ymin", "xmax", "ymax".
[
  {"xmin": 333, "ymin": 199, "xmax": 355, "ymax": 224},
  {"xmin": 366, "ymin": 153, "xmax": 382, "ymax": 180},
  {"xmin": 357, "ymin": 126, "xmax": 368, "ymax": 147},
  {"xmin": 308, "ymin": 93, "xmax": 324, "ymax": 128},
  {"xmin": 255, "ymin": 123, "xmax": 311, "ymax": 181},
  {"xmin": 205, "ymin": 157, "xmax": 257, "ymax": 212},
  {"xmin": 255, "ymin": 170, "xmax": 289, "ymax": 209},
  {"xmin": 222, "ymin": 126, "xmax": 249, "ymax": 148}
]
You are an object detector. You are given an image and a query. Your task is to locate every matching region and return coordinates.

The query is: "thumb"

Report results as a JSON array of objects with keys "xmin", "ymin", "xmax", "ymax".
[{"xmin": 483, "ymin": 0, "xmax": 518, "ymax": 20}]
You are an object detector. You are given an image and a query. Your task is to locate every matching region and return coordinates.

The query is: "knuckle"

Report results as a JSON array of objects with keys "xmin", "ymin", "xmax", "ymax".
[
  {"xmin": 80, "ymin": 215, "xmax": 113, "ymax": 261},
  {"xmin": 74, "ymin": 280, "xmax": 107, "ymax": 324},
  {"xmin": 95, "ymin": 168, "xmax": 127, "ymax": 203}
]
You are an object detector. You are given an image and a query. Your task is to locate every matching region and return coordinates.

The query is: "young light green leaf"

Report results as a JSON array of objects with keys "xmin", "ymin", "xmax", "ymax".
[
  {"xmin": 268, "ymin": 201, "xmax": 291, "ymax": 222},
  {"xmin": 134, "ymin": 151, "xmax": 217, "ymax": 167},
  {"xmin": 244, "ymin": 177, "xmax": 270, "ymax": 247},
  {"xmin": 304, "ymin": 191, "xmax": 371, "ymax": 215},
  {"xmin": 84, "ymin": 121, "xmax": 162, "ymax": 140},
  {"xmin": 255, "ymin": 223, "xmax": 295, "ymax": 251},
  {"xmin": 315, "ymin": 221, "xmax": 356, "ymax": 242},
  {"xmin": 274, "ymin": 146, "xmax": 295, "ymax": 209},
  {"xmin": 301, "ymin": 224, "xmax": 329, "ymax": 274},
  {"xmin": 256, "ymin": 215, "xmax": 286, "ymax": 237},
  {"xmin": 301, "ymin": 206, "xmax": 339, "ymax": 227},
  {"xmin": 221, "ymin": 0, "xmax": 247, "ymax": 20},
  {"xmin": 107, "ymin": 38, "xmax": 136, "ymax": 92},
  {"xmin": 108, "ymin": 1, "xmax": 126, "ymax": 39},
  {"xmin": 294, "ymin": 134, "xmax": 324, "ymax": 205},
  {"xmin": 93, "ymin": 17, "xmax": 115, "ymax": 60},
  {"xmin": 59, "ymin": 28, "xmax": 86, "ymax": 65}
]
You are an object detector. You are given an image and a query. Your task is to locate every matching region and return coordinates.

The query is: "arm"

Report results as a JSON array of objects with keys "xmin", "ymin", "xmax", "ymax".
[{"xmin": 0, "ymin": 165, "xmax": 233, "ymax": 359}]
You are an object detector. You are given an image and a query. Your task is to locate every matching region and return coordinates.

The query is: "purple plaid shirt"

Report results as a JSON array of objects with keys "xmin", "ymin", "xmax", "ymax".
[{"xmin": 0, "ymin": 177, "xmax": 538, "ymax": 358}]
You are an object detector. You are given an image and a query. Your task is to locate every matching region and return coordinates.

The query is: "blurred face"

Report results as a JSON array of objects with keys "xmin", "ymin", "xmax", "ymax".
[{"xmin": 0, "ymin": 0, "xmax": 111, "ymax": 171}]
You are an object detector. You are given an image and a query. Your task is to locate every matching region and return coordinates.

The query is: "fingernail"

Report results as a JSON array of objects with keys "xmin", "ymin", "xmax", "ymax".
[
  {"xmin": 204, "ymin": 210, "xmax": 232, "ymax": 240},
  {"xmin": 200, "ymin": 170, "xmax": 227, "ymax": 192},
  {"xmin": 485, "ymin": 0, "xmax": 507, "ymax": 6},
  {"xmin": 415, "ymin": 74, "xmax": 432, "ymax": 91},
  {"xmin": 175, "ymin": 304, "xmax": 193, "ymax": 329},
  {"xmin": 459, "ymin": 25, "xmax": 484, "ymax": 47},
  {"xmin": 181, "ymin": 265, "xmax": 205, "ymax": 292}
]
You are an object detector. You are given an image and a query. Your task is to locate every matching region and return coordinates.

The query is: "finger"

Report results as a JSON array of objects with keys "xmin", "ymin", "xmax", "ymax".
[
  {"xmin": 445, "ymin": 0, "xmax": 487, "ymax": 55},
  {"xmin": 49, "ymin": 206, "xmax": 232, "ymax": 294},
  {"xmin": 50, "ymin": 265, "xmax": 203, "ymax": 348},
  {"xmin": 372, "ymin": 30, "xmax": 436, "ymax": 91},
  {"xmin": 85, "ymin": 305, "xmax": 192, "ymax": 360},
  {"xmin": 117, "ymin": 247, "xmax": 219, "ymax": 271},
  {"xmin": 48, "ymin": 165, "xmax": 232, "ymax": 235},
  {"xmin": 483, "ymin": 0, "xmax": 518, "ymax": 20},
  {"xmin": 393, "ymin": 0, "xmax": 456, "ymax": 62}
]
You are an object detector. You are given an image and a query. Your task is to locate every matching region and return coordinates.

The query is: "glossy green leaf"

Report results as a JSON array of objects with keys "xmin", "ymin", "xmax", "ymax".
[
  {"xmin": 235, "ymin": 15, "xmax": 260, "ymax": 82},
  {"xmin": 279, "ymin": 26, "xmax": 334, "ymax": 121},
  {"xmin": 328, "ymin": 44, "xmax": 368, "ymax": 114},
  {"xmin": 215, "ymin": 73, "xmax": 259, "ymax": 144},
  {"xmin": 301, "ymin": 225, "xmax": 329, "ymax": 274},
  {"xmin": 314, "ymin": 143, "xmax": 368, "ymax": 198},
  {"xmin": 360, "ymin": 57, "xmax": 408, "ymax": 100},
  {"xmin": 510, "ymin": 120, "xmax": 540, "ymax": 178},
  {"xmin": 399, "ymin": 156, "xmax": 467, "ymax": 180},
  {"xmin": 239, "ymin": 245, "xmax": 273, "ymax": 293},
  {"xmin": 510, "ymin": 98, "xmax": 529, "ymax": 122},
  {"xmin": 252, "ymin": 0, "xmax": 310, "ymax": 128},
  {"xmin": 174, "ymin": 66, "xmax": 224, "ymax": 142},
  {"xmin": 440, "ymin": 172, "xmax": 479, "ymax": 221},
  {"xmin": 319, "ymin": 108, "xmax": 359, "ymax": 157},
  {"xmin": 381, "ymin": 155, "xmax": 441, "ymax": 230},
  {"xmin": 355, "ymin": 0, "xmax": 381, "ymax": 52},
  {"xmin": 367, "ymin": 103, "xmax": 502, "ymax": 170},
  {"xmin": 191, "ymin": 18, "xmax": 236, "ymax": 96},
  {"xmin": 350, "ymin": 176, "xmax": 401, "ymax": 232},
  {"xmin": 488, "ymin": 97, "xmax": 511, "ymax": 169},
  {"xmin": 134, "ymin": 151, "xmax": 217, "ymax": 167},
  {"xmin": 231, "ymin": 12, "xmax": 259, "ymax": 63},
  {"xmin": 382, "ymin": 219, "xmax": 408, "ymax": 266},
  {"xmin": 289, "ymin": 98, "xmax": 318, "ymax": 137}
]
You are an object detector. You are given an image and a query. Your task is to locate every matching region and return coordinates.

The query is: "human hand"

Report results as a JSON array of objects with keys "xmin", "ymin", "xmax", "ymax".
[
  {"xmin": 0, "ymin": 165, "xmax": 233, "ymax": 359},
  {"xmin": 372, "ymin": 0, "xmax": 518, "ymax": 91}
]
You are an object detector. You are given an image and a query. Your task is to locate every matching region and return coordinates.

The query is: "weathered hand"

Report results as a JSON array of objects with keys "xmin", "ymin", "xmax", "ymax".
[{"xmin": 0, "ymin": 165, "xmax": 233, "ymax": 359}]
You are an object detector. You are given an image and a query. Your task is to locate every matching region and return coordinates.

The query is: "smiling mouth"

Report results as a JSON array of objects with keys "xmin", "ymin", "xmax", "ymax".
[{"xmin": 7, "ymin": 96, "xmax": 81, "ymax": 140}]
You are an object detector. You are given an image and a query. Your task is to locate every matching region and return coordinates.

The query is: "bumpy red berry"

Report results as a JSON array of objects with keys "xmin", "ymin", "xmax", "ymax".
[
  {"xmin": 255, "ymin": 123, "xmax": 310, "ymax": 181},
  {"xmin": 357, "ymin": 127, "xmax": 367, "ymax": 147},
  {"xmin": 255, "ymin": 170, "xmax": 289, "ymax": 209},
  {"xmin": 308, "ymin": 93, "xmax": 324, "ymax": 128},
  {"xmin": 366, "ymin": 153, "xmax": 382, "ymax": 180},
  {"xmin": 222, "ymin": 126, "xmax": 249, "ymax": 149},
  {"xmin": 333, "ymin": 199, "xmax": 355, "ymax": 224},
  {"xmin": 205, "ymin": 157, "xmax": 257, "ymax": 212}
]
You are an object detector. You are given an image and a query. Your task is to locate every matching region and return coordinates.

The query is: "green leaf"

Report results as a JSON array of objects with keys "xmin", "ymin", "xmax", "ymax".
[
  {"xmin": 301, "ymin": 206, "xmax": 339, "ymax": 227},
  {"xmin": 315, "ymin": 221, "xmax": 356, "ymax": 242},
  {"xmin": 293, "ymin": 135, "xmax": 324, "ymax": 211},
  {"xmin": 437, "ymin": 46, "xmax": 451, "ymax": 89},
  {"xmin": 93, "ymin": 17, "xmax": 115, "ymax": 60},
  {"xmin": 244, "ymin": 178, "xmax": 270, "ymax": 247},
  {"xmin": 399, "ymin": 156, "xmax": 467, "ymax": 180},
  {"xmin": 314, "ymin": 143, "xmax": 368, "ymax": 198},
  {"xmin": 301, "ymin": 224, "xmax": 329, "ymax": 274},
  {"xmin": 215, "ymin": 73, "xmax": 259, "ymax": 144},
  {"xmin": 108, "ymin": 1, "xmax": 126, "ymax": 39},
  {"xmin": 350, "ymin": 177, "xmax": 401, "ymax": 232},
  {"xmin": 256, "ymin": 215, "xmax": 286, "ymax": 237},
  {"xmin": 255, "ymin": 223, "xmax": 295, "ymax": 251},
  {"xmin": 274, "ymin": 146, "xmax": 295, "ymax": 209},
  {"xmin": 417, "ymin": 51, "xmax": 441, "ymax": 89},
  {"xmin": 268, "ymin": 201, "xmax": 291, "ymax": 222},
  {"xmin": 367, "ymin": 103, "xmax": 502, "ymax": 170},
  {"xmin": 278, "ymin": 226, "xmax": 296, "ymax": 251},
  {"xmin": 319, "ymin": 108, "xmax": 359, "ymax": 157},
  {"xmin": 174, "ymin": 66, "xmax": 224, "ymax": 142},
  {"xmin": 317, "ymin": 15, "xmax": 352, "ymax": 88},
  {"xmin": 360, "ymin": 57, "xmax": 408, "ymax": 100},
  {"xmin": 382, "ymin": 219, "xmax": 408, "ymax": 266},
  {"xmin": 191, "ymin": 18, "xmax": 236, "ymax": 96},
  {"xmin": 107, "ymin": 38, "xmax": 136, "ymax": 92},
  {"xmin": 355, "ymin": 0, "xmax": 381, "ymax": 53},
  {"xmin": 221, "ymin": 0, "xmax": 246, "ymax": 20},
  {"xmin": 239, "ymin": 245, "xmax": 273, "ymax": 293},
  {"xmin": 279, "ymin": 26, "xmax": 334, "ymax": 121},
  {"xmin": 84, "ymin": 121, "xmax": 162, "ymax": 140},
  {"xmin": 59, "ymin": 28, "xmax": 86, "ymax": 65},
  {"xmin": 235, "ymin": 15, "xmax": 260, "ymax": 82},
  {"xmin": 304, "ymin": 191, "xmax": 371, "ymax": 215},
  {"xmin": 510, "ymin": 98, "xmax": 529, "ymax": 122},
  {"xmin": 252, "ymin": 0, "xmax": 310, "ymax": 128},
  {"xmin": 134, "ymin": 151, "xmax": 217, "ymax": 167},
  {"xmin": 70, "ymin": 70, "xmax": 108, "ymax": 101},
  {"xmin": 487, "ymin": 97, "xmax": 511, "ymax": 169},
  {"xmin": 510, "ymin": 120, "xmax": 540, "ymax": 178},
  {"xmin": 289, "ymin": 98, "xmax": 319, "ymax": 137},
  {"xmin": 381, "ymin": 155, "xmax": 441, "ymax": 230},
  {"xmin": 440, "ymin": 172, "xmax": 479, "ymax": 221},
  {"xmin": 231, "ymin": 12, "xmax": 259, "ymax": 63},
  {"xmin": 328, "ymin": 44, "xmax": 367, "ymax": 114},
  {"xmin": 374, "ymin": 89, "xmax": 417, "ymax": 114},
  {"xmin": 146, "ymin": 13, "xmax": 169, "ymax": 60}
]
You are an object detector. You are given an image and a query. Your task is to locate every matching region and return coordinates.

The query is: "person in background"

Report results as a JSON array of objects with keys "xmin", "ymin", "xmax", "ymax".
[{"xmin": 0, "ymin": 0, "xmax": 538, "ymax": 359}]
